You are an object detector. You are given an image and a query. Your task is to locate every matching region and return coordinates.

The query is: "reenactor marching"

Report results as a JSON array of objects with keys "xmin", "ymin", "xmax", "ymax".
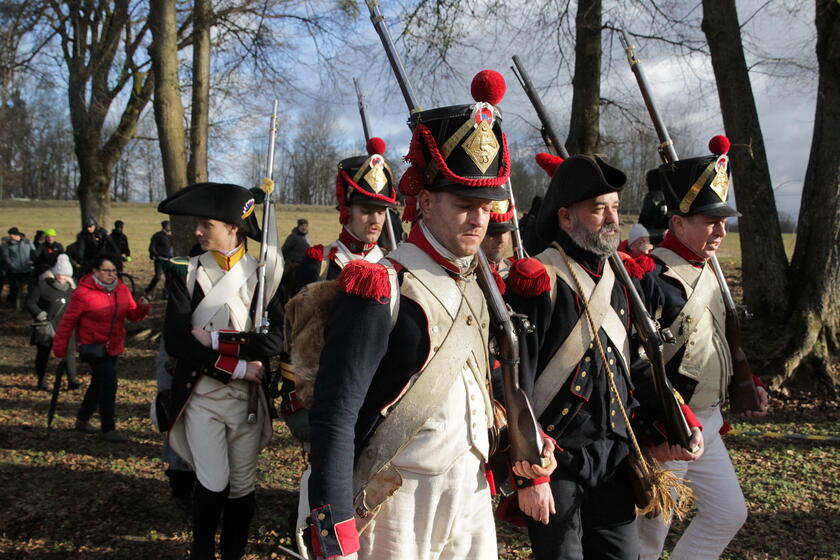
[
  {"xmin": 636, "ymin": 137, "xmax": 769, "ymax": 560},
  {"xmin": 157, "ymin": 182, "xmax": 284, "ymax": 560}
]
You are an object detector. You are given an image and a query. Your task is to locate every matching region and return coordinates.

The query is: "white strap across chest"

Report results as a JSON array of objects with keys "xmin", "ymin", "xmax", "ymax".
[
  {"xmin": 190, "ymin": 252, "xmax": 257, "ymax": 331},
  {"xmin": 532, "ymin": 245, "xmax": 629, "ymax": 417},
  {"xmin": 320, "ymin": 241, "xmax": 384, "ymax": 279},
  {"xmin": 653, "ymin": 247, "xmax": 723, "ymax": 363}
]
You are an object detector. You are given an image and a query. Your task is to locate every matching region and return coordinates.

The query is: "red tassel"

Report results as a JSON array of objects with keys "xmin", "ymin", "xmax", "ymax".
[
  {"xmin": 399, "ymin": 165, "xmax": 425, "ymax": 196},
  {"xmin": 492, "ymin": 266, "xmax": 507, "ymax": 295},
  {"xmin": 507, "ymin": 257, "xmax": 551, "ymax": 296},
  {"xmin": 618, "ymin": 251, "xmax": 655, "ymax": 279},
  {"xmin": 402, "ymin": 197, "xmax": 419, "ymax": 222},
  {"xmin": 304, "ymin": 245, "xmax": 324, "ymax": 262},
  {"xmin": 535, "ymin": 152, "xmax": 564, "ymax": 177},
  {"xmin": 338, "ymin": 260, "xmax": 390, "ymax": 302}
]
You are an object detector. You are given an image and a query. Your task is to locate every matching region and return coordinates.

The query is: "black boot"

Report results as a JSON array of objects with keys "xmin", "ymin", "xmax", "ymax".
[
  {"xmin": 167, "ymin": 469, "xmax": 196, "ymax": 514},
  {"xmin": 191, "ymin": 483, "xmax": 228, "ymax": 560},
  {"xmin": 219, "ymin": 492, "xmax": 256, "ymax": 560}
]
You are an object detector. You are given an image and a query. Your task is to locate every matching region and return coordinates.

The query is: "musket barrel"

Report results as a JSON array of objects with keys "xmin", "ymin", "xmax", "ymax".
[{"xmin": 365, "ymin": 0, "xmax": 420, "ymax": 111}]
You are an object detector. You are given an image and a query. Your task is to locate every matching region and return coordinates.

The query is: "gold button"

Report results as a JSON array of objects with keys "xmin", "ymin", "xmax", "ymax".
[
  {"xmin": 547, "ymin": 424, "xmax": 555, "ymax": 432},
  {"xmin": 517, "ymin": 479, "xmax": 523, "ymax": 486},
  {"xmin": 589, "ymin": 343, "xmax": 594, "ymax": 349},
  {"xmin": 584, "ymin": 356, "xmax": 591, "ymax": 363},
  {"xmin": 581, "ymin": 372, "xmax": 587, "ymax": 377},
  {"xmin": 562, "ymin": 408, "xmax": 569, "ymax": 415},
  {"xmin": 609, "ymin": 359, "xmax": 615, "ymax": 365},
  {"xmin": 620, "ymin": 309, "xmax": 625, "ymax": 315},
  {"xmin": 321, "ymin": 530, "xmax": 329, "ymax": 537},
  {"xmin": 433, "ymin": 346, "xmax": 439, "ymax": 352},
  {"xmin": 470, "ymin": 394, "xmax": 475, "ymax": 400},
  {"xmin": 611, "ymin": 422, "xmax": 616, "ymax": 428},
  {"xmin": 575, "ymin": 385, "xmax": 581, "ymax": 391},
  {"xmin": 607, "ymin": 347, "xmax": 613, "ymax": 353},
  {"xmin": 466, "ymin": 315, "xmax": 474, "ymax": 325},
  {"xmin": 481, "ymin": 322, "xmax": 487, "ymax": 329},
  {"xmin": 318, "ymin": 513, "xmax": 326, "ymax": 520},
  {"xmin": 611, "ymin": 410, "xmax": 616, "ymax": 416}
]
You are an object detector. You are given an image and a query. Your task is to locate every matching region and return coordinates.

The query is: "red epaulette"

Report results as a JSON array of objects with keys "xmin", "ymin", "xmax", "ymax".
[
  {"xmin": 618, "ymin": 251, "xmax": 655, "ymax": 279},
  {"xmin": 507, "ymin": 257, "xmax": 551, "ymax": 297},
  {"xmin": 491, "ymin": 266, "xmax": 506, "ymax": 295},
  {"xmin": 304, "ymin": 244, "xmax": 324, "ymax": 262},
  {"xmin": 338, "ymin": 260, "xmax": 390, "ymax": 303}
]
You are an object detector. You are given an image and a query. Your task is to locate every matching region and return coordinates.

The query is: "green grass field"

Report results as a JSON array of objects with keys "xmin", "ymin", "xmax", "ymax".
[{"xmin": 0, "ymin": 202, "xmax": 834, "ymax": 560}]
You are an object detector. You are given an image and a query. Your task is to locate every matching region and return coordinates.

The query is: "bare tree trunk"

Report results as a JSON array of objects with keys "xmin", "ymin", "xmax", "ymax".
[
  {"xmin": 565, "ymin": 0, "xmax": 601, "ymax": 155},
  {"xmin": 701, "ymin": 1, "xmax": 791, "ymax": 322},
  {"xmin": 149, "ymin": 0, "xmax": 192, "ymax": 254},
  {"xmin": 771, "ymin": 0, "xmax": 840, "ymax": 391},
  {"xmin": 188, "ymin": 0, "xmax": 211, "ymax": 184}
]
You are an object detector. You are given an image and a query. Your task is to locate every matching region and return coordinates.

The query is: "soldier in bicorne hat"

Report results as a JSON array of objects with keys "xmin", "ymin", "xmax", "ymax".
[
  {"xmin": 157, "ymin": 182, "xmax": 284, "ymax": 560},
  {"xmin": 637, "ymin": 136, "xmax": 769, "ymax": 560},
  {"xmin": 303, "ymin": 70, "xmax": 554, "ymax": 560},
  {"xmin": 503, "ymin": 151, "xmax": 703, "ymax": 560},
  {"xmin": 290, "ymin": 138, "xmax": 398, "ymax": 296}
]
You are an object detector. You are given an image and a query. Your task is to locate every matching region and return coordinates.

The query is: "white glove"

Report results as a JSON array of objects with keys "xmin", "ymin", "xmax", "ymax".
[{"xmin": 36, "ymin": 311, "xmax": 48, "ymax": 321}]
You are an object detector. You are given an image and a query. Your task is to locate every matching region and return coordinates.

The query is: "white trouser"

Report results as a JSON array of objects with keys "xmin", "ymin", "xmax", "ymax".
[
  {"xmin": 638, "ymin": 406, "xmax": 748, "ymax": 560},
  {"xmin": 359, "ymin": 448, "xmax": 497, "ymax": 560},
  {"xmin": 183, "ymin": 384, "xmax": 262, "ymax": 498}
]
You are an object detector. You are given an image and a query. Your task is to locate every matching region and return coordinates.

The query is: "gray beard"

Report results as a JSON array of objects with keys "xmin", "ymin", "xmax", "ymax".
[{"xmin": 568, "ymin": 218, "xmax": 620, "ymax": 257}]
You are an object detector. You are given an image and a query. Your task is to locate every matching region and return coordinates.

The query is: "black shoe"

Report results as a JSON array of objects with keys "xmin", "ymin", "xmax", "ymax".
[
  {"xmin": 75, "ymin": 419, "xmax": 98, "ymax": 434},
  {"xmin": 36, "ymin": 380, "xmax": 49, "ymax": 391}
]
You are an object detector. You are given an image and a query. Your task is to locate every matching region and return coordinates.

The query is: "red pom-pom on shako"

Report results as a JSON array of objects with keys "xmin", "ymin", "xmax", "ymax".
[
  {"xmin": 366, "ymin": 137, "xmax": 386, "ymax": 155},
  {"xmin": 304, "ymin": 245, "xmax": 324, "ymax": 262},
  {"xmin": 535, "ymin": 153, "xmax": 564, "ymax": 177},
  {"xmin": 507, "ymin": 257, "xmax": 551, "ymax": 297},
  {"xmin": 709, "ymin": 135, "xmax": 730, "ymax": 155},
  {"xmin": 471, "ymin": 70, "xmax": 506, "ymax": 106},
  {"xmin": 339, "ymin": 260, "xmax": 391, "ymax": 303}
]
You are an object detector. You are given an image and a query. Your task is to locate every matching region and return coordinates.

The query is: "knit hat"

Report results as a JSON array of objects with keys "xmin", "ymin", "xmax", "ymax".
[
  {"xmin": 628, "ymin": 223, "xmax": 650, "ymax": 246},
  {"xmin": 52, "ymin": 254, "xmax": 73, "ymax": 277},
  {"xmin": 44, "ymin": 228, "xmax": 57, "ymax": 237}
]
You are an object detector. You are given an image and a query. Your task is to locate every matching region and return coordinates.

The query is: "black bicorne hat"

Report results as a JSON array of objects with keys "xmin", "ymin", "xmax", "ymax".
[
  {"xmin": 335, "ymin": 137, "xmax": 398, "ymax": 224},
  {"xmin": 653, "ymin": 135, "xmax": 740, "ymax": 218},
  {"xmin": 399, "ymin": 70, "xmax": 512, "ymax": 221},
  {"xmin": 157, "ymin": 182, "xmax": 261, "ymax": 240},
  {"xmin": 534, "ymin": 154, "xmax": 627, "ymax": 243}
]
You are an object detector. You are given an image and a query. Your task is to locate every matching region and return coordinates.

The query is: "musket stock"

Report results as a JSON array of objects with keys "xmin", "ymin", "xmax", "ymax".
[{"xmin": 365, "ymin": 0, "xmax": 545, "ymax": 467}]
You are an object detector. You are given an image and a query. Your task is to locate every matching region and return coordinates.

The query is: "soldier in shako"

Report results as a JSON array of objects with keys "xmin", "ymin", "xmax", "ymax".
[
  {"xmin": 504, "ymin": 151, "xmax": 703, "ymax": 560},
  {"xmin": 290, "ymin": 138, "xmax": 398, "ymax": 296},
  {"xmin": 636, "ymin": 136, "xmax": 769, "ymax": 560},
  {"xmin": 157, "ymin": 182, "xmax": 284, "ymax": 560},
  {"xmin": 481, "ymin": 198, "xmax": 516, "ymax": 278},
  {"xmin": 304, "ymin": 71, "xmax": 554, "ymax": 560}
]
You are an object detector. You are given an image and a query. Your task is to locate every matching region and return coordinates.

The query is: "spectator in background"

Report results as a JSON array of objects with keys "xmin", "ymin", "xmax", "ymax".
[
  {"xmin": 33, "ymin": 230, "xmax": 46, "ymax": 252},
  {"xmin": 146, "ymin": 220, "xmax": 174, "ymax": 300},
  {"xmin": 26, "ymin": 254, "xmax": 79, "ymax": 390},
  {"xmin": 33, "ymin": 228, "xmax": 65, "ymax": 277},
  {"xmin": 619, "ymin": 223, "xmax": 654, "ymax": 257},
  {"xmin": 76, "ymin": 216, "xmax": 119, "ymax": 275},
  {"xmin": 281, "ymin": 218, "xmax": 310, "ymax": 265},
  {"xmin": 1, "ymin": 227, "xmax": 35, "ymax": 309},
  {"xmin": 110, "ymin": 220, "xmax": 132, "ymax": 268},
  {"xmin": 53, "ymin": 254, "xmax": 150, "ymax": 442}
]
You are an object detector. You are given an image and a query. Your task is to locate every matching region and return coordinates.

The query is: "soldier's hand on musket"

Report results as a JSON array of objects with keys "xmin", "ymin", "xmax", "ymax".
[
  {"xmin": 649, "ymin": 426, "xmax": 704, "ymax": 462},
  {"xmin": 742, "ymin": 385, "xmax": 770, "ymax": 419},
  {"xmin": 512, "ymin": 436, "xmax": 558, "ymax": 479},
  {"xmin": 517, "ymin": 481, "xmax": 556, "ymax": 525},
  {"xmin": 191, "ymin": 325, "xmax": 212, "ymax": 348},
  {"xmin": 243, "ymin": 361, "xmax": 264, "ymax": 384}
]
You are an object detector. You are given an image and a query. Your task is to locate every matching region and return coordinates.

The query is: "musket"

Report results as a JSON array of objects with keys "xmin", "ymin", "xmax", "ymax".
[
  {"xmin": 617, "ymin": 30, "xmax": 761, "ymax": 414},
  {"xmin": 353, "ymin": 77, "xmax": 399, "ymax": 251},
  {"xmin": 512, "ymin": 54, "xmax": 692, "ymax": 448},
  {"xmin": 247, "ymin": 100, "xmax": 280, "ymax": 424},
  {"xmin": 364, "ymin": 0, "xmax": 546, "ymax": 468}
]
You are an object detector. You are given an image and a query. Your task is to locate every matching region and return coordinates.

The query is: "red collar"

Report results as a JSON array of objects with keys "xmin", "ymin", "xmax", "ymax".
[
  {"xmin": 659, "ymin": 230, "xmax": 706, "ymax": 268},
  {"xmin": 339, "ymin": 228, "xmax": 376, "ymax": 256},
  {"xmin": 407, "ymin": 224, "xmax": 462, "ymax": 277}
]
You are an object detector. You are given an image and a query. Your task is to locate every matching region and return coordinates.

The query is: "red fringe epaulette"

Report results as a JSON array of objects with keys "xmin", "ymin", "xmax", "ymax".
[
  {"xmin": 618, "ymin": 251, "xmax": 655, "ymax": 279},
  {"xmin": 304, "ymin": 245, "xmax": 324, "ymax": 262},
  {"xmin": 491, "ymin": 266, "xmax": 506, "ymax": 295},
  {"xmin": 507, "ymin": 258, "xmax": 551, "ymax": 296},
  {"xmin": 338, "ymin": 260, "xmax": 390, "ymax": 303}
]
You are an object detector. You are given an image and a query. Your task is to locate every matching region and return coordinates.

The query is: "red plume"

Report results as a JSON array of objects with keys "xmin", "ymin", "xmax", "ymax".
[
  {"xmin": 366, "ymin": 137, "xmax": 386, "ymax": 155},
  {"xmin": 709, "ymin": 135, "xmax": 730, "ymax": 155},
  {"xmin": 471, "ymin": 70, "xmax": 506, "ymax": 106},
  {"xmin": 535, "ymin": 152, "xmax": 564, "ymax": 177}
]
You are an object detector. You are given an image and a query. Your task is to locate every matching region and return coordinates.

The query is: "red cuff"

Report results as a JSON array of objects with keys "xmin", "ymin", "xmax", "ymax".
[
  {"xmin": 752, "ymin": 374, "xmax": 767, "ymax": 391},
  {"xmin": 532, "ymin": 476, "xmax": 551, "ymax": 486},
  {"xmin": 215, "ymin": 354, "xmax": 238, "ymax": 376},
  {"xmin": 680, "ymin": 404, "xmax": 703, "ymax": 431}
]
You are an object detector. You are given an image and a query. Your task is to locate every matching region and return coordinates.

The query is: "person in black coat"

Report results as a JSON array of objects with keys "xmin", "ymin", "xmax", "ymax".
[
  {"xmin": 32, "ymin": 228, "xmax": 64, "ymax": 277},
  {"xmin": 76, "ymin": 217, "xmax": 120, "ymax": 275},
  {"xmin": 145, "ymin": 220, "xmax": 174, "ymax": 299},
  {"xmin": 110, "ymin": 220, "xmax": 131, "ymax": 264}
]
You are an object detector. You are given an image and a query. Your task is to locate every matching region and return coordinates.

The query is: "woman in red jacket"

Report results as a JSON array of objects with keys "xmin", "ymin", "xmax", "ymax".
[{"xmin": 53, "ymin": 255, "xmax": 150, "ymax": 442}]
